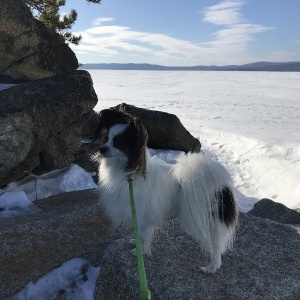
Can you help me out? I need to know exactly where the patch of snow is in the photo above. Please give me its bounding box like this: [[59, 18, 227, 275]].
[[0, 191, 40, 220], [1, 164, 97, 202], [14, 258, 100, 300], [0, 83, 17, 91]]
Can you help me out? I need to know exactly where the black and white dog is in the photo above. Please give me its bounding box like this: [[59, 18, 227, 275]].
[[97, 108, 237, 274]]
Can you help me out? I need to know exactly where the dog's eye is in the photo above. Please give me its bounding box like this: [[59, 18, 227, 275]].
[[113, 136, 127, 149]]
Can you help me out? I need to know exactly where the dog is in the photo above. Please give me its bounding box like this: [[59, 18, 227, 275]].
[[96, 108, 238, 274]]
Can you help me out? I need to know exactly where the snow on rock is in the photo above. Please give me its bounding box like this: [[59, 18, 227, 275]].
[[0, 191, 40, 219], [0, 83, 17, 91], [1, 164, 97, 202], [14, 258, 100, 300]]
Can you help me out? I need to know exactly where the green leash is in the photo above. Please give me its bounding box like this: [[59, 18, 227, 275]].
[[127, 178, 151, 300]]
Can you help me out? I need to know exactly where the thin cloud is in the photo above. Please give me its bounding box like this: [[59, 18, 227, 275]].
[[71, 1, 274, 65], [208, 24, 273, 47], [73, 26, 204, 60], [200, 1, 274, 63], [92, 17, 114, 26], [202, 1, 245, 26]]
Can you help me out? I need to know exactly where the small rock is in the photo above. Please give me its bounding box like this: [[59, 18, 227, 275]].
[[248, 198, 300, 224]]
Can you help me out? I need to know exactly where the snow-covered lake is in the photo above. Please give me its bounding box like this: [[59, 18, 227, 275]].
[[91, 70, 300, 210]]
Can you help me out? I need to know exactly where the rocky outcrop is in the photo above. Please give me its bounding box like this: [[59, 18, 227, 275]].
[[0, 70, 98, 187], [248, 198, 300, 224], [1, 189, 299, 299], [97, 213, 300, 299], [0, 0, 78, 81], [104, 103, 201, 153]]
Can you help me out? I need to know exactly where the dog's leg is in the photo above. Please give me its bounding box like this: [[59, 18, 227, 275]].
[[200, 252, 222, 274], [130, 224, 155, 257], [200, 223, 233, 274], [200, 233, 223, 274], [140, 225, 155, 256]]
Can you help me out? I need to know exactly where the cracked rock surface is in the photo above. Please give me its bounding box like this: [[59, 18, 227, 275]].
[[0, 0, 78, 81], [0, 70, 98, 187]]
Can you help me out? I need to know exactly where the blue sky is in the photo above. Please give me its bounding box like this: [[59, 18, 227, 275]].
[[62, 0, 300, 66]]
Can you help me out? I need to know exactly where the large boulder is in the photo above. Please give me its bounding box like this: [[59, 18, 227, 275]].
[[0, 0, 78, 81], [248, 198, 300, 224], [97, 214, 300, 299], [0, 70, 98, 187], [114, 103, 201, 153]]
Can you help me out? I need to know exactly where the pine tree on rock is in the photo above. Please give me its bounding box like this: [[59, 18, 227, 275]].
[[25, 0, 101, 45]]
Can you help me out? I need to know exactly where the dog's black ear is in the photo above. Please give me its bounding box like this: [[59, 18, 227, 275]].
[[92, 111, 107, 147], [125, 117, 148, 177], [93, 109, 111, 145], [94, 108, 132, 146]]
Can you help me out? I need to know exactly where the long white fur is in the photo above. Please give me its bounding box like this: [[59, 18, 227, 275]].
[[99, 149, 180, 254], [172, 153, 236, 272], [98, 124, 237, 274]]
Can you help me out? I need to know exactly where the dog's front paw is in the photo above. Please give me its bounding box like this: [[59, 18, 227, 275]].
[[129, 238, 136, 246], [200, 265, 217, 274], [200, 259, 221, 274], [129, 246, 152, 257], [130, 248, 137, 256]]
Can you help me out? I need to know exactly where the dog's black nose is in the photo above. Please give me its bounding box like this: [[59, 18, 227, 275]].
[[99, 146, 109, 155]]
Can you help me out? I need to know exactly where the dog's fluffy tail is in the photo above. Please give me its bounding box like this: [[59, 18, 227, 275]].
[[172, 152, 238, 256]]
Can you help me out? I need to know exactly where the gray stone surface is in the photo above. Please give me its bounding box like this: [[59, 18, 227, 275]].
[[0, 189, 113, 299], [97, 213, 300, 300], [0, 0, 78, 81], [1, 188, 299, 299], [248, 198, 300, 224], [0, 70, 98, 187], [0, 112, 33, 179]]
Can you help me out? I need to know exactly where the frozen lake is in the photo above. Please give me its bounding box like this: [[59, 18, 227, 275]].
[[92, 70, 300, 145], [90, 70, 300, 210]]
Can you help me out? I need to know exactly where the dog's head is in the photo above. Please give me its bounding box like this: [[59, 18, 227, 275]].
[[96, 108, 148, 176]]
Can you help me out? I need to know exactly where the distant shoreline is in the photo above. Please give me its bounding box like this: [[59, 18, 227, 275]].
[[80, 61, 300, 72]]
